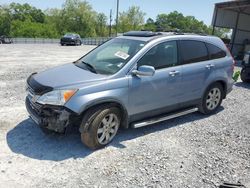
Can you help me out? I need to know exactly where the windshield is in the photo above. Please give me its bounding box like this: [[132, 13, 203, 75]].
[[64, 33, 75, 37], [75, 38, 146, 75]]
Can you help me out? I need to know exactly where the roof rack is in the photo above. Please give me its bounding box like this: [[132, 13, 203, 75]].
[[123, 30, 209, 38], [123, 31, 163, 37]]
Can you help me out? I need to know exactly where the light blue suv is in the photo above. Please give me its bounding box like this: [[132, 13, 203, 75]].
[[26, 31, 235, 149]]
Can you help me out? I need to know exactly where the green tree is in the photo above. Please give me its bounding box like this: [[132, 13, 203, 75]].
[[44, 8, 63, 37], [155, 11, 211, 34], [156, 13, 171, 31], [10, 20, 59, 38], [9, 3, 45, 23], [60, 0, 97, 37], [143, 18, 157, 31], [0, 5, 11, 35], [119, 6, 145, 32], [95, 13, 108, 37]]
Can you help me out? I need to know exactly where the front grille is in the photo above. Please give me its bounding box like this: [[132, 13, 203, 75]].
[[61, 38, 74, 42], [25, 97, 41, 124], [32, 101, 42, 111], [27, 85, 35, 97]]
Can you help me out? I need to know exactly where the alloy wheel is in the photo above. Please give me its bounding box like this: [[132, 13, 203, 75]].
[[97, 113, 119, 145], [206, 88, 221, 110]]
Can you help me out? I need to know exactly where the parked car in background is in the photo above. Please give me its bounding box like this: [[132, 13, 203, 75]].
[[0, 35, 13, 44], [26, 31, 234, 149], [60, 33, 82, 46]]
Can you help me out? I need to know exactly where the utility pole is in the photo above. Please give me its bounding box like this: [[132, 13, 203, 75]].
[[109, 9, 112, 37], [116, 0, 119, 36]]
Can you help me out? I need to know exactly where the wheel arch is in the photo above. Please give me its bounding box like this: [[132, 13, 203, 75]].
[[204, 79, 227, 99], [214, 80, 227, 99], [80, 100, 129, 131]]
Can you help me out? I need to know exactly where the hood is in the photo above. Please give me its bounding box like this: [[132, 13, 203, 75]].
[[33, 63, 108, 89]]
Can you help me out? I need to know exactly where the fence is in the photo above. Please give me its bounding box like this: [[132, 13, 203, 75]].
[[12, 37, 112, 45]]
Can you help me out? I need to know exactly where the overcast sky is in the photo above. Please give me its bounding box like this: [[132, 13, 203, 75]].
[[0, 0, 227, 25]]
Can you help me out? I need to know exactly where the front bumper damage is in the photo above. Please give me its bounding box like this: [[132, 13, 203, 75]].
[[25, 96, 78, 133]]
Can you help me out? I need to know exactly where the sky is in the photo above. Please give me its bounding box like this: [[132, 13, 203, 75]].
[[0, 0, 227, 25]]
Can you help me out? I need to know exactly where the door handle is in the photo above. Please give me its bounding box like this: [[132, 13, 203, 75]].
[[169, 70, 180, 76], [206, 64, 215, 69]]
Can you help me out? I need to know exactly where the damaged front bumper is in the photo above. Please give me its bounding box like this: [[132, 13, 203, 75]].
[[25, 96, 78, 133]]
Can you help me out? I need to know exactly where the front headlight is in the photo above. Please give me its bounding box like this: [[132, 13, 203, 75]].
[[37, 89, 77, 106]]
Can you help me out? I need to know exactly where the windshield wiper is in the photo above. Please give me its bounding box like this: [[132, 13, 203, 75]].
[[82, 61, 97, 73]]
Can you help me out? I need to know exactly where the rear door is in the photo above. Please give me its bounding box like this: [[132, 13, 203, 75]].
[[179, 40, 212, 103]]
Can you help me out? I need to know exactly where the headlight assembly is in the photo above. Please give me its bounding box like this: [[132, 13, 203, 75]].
[[37, 89, 77, 106]]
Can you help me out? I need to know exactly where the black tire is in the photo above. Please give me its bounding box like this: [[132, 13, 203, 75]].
[[241, 68, 250, 83], [199, 83, 224, 114], [80, 105, 121, 149]]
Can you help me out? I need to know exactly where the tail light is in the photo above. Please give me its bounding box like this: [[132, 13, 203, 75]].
[[225, 45, 235, 71]]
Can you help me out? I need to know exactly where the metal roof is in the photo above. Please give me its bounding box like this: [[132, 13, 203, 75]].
[[215, 0, 250, 14]]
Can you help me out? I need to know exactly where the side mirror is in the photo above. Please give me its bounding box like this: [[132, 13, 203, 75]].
[[132, 65, 155, 77]]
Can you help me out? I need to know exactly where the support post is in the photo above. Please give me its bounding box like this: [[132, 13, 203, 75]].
[[116, 0, 119, 36], [109, 9, 112, 37], [212, 7, 218, 35], [231, 11, 240, 52]]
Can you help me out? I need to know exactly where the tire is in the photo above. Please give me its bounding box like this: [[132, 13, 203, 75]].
[[199, 83, 224, 114], [241, 68, 250, 83], [80, 105, 121, 149]]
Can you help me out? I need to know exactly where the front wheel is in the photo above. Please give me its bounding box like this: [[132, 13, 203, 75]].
[[80, 106, 121, 149], [199, 83, 223, 114]]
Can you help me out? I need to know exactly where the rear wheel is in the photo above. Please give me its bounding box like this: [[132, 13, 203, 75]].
[[76, 40, 81, 46], [241, 68, 250, 83], [80, 105, 121, 149], [199, 83, 223, 114]]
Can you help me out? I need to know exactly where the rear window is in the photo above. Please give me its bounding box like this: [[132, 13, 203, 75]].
[[206, 43, 226, 60], [179, 40, 209, 64]]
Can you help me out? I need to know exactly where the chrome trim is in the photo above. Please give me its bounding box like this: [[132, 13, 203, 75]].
[[26, 103, 40, 125], [132, 108, 198, 128]]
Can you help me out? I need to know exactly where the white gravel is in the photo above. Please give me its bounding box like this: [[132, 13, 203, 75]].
[[0, 44, 250, 188]]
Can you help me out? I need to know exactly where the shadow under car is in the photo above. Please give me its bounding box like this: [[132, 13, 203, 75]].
[[7, 108, 223, 161]]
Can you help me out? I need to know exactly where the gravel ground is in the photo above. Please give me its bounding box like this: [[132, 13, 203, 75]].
[[0, 44, 250, 188]]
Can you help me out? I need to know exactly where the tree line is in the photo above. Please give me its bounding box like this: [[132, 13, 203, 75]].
[[0, 0, 228, 38]]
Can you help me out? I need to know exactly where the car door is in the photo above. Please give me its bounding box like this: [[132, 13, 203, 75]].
[[178, 40, 212, 104], [128, 40, 183, 121]]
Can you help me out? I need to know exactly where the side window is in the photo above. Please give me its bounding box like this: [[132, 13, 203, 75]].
[[206, 43, 226, 60], [137, 41, 178, 70], [179, 40, 209, 64]]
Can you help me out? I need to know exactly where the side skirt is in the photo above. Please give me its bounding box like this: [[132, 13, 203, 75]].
[[131, 107, 198, 128]]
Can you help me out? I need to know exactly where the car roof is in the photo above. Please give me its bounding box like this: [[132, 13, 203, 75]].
[[120, 30, 215, 41], [119, 31, 225, 49]]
